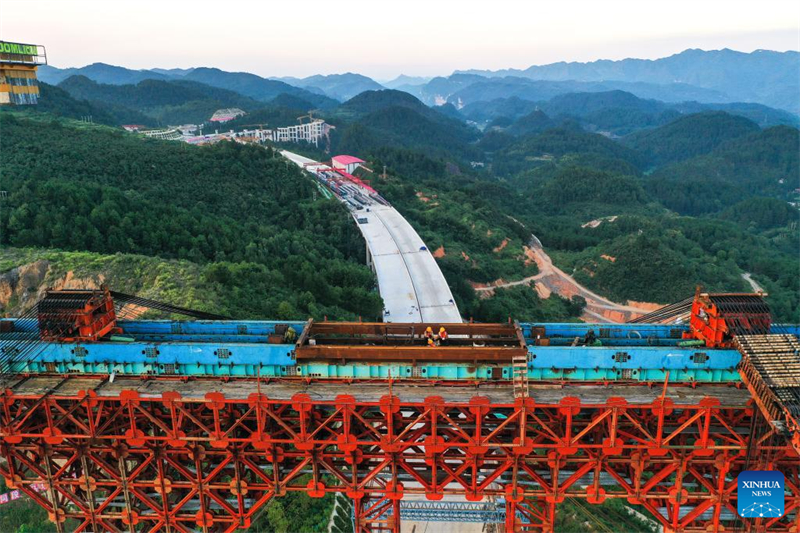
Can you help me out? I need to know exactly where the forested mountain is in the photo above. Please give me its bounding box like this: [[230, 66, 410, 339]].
[[493, 126, 646, 175], [337, 89, 436, 116], [58, 75, 261, 124], [0, 112, 382, 320], [457, 48, 800, 113], [504, 109, 556, 136], [460, 96, 540, 123], [59, 76, 258, 110], [410, 75, 730, 109], [645, 126, 800, 214], [38, 62, 170, 85], [333, 90, 480, 158], [623, 111, 762, 165], [33, 82, 152, 126]]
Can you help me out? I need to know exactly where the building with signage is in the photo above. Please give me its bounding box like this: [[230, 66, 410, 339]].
[[0, 41, 47, 105]]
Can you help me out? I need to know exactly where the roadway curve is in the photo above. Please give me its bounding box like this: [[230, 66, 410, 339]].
[[281, 150, 462, 324]]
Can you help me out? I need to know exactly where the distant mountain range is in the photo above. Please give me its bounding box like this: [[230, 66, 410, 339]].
[[464, 90, 798, 136], [455, 48, 800, 114], [39, 48, 799, 114], [38, 64, 337, 109], [271, 73, 384, 101]]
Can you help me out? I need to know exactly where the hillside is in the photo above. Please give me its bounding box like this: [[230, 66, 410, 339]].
[[493, 126, 645, 175], [58, 75, 261, 124], [30, 82, 153, 126], [623, 111, 761, 165], [645, 125, 800, 214], [334, 90, 480, 158], [0, 113, 382, 320]]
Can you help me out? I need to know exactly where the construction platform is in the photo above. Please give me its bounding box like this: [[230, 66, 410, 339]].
[[0, 289, 798, 533], [4, 374, 753, 406]]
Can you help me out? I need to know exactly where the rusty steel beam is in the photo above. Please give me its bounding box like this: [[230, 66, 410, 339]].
[[0, 381, 798, 533], [296, 321, 528, 363], [296, 345, 527, 363], [305, 321, 520, 337]]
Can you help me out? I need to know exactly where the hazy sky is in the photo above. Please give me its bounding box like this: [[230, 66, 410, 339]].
[[3, 0, 799, 80]]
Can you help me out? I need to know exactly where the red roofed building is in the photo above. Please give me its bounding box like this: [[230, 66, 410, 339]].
[[331, 155, 365, 174]]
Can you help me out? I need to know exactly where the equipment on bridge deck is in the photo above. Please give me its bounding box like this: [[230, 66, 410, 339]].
[[37, 288, 120, 343], [628, 290, 799, 454], [736, 333, 800, 453], [687, 292, 772, 348], [295, 320, 527, 363]]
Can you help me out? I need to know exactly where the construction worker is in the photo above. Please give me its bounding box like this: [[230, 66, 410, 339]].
[[427, 337, 437, 347], [438, 326, 448, 344], [424, 326, 434, 341]]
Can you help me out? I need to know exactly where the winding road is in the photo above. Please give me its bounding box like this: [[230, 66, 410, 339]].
[[474, 233, 658, 323]]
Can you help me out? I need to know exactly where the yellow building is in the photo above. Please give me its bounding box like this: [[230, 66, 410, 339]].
[[0, 41, 47, 105]]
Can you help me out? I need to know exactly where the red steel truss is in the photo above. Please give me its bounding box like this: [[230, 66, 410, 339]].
[[0, 379, 798, 533]]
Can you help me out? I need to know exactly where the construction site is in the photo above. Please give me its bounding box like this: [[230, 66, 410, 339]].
[[0, 283, 798, 533], [0, 32, 798, 533]]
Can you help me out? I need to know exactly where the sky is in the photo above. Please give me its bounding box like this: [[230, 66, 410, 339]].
[[2, 0, 799, 80]]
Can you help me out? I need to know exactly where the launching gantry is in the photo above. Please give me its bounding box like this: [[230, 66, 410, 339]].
[[0, 288, 798, 533]]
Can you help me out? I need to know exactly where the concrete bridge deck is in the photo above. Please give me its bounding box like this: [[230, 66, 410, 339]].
[[282, 150, 461, 324]]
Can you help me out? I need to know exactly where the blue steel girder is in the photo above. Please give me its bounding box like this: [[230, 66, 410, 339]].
[[3, 319, 742, 382]]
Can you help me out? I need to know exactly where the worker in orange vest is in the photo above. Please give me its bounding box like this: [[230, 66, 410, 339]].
[[424, 326, 434, 340], [438, 327, 448, 344], [427, 337, 436, 347]]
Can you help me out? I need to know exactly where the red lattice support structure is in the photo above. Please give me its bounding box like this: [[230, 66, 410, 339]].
[[0, 377, 798, 533]]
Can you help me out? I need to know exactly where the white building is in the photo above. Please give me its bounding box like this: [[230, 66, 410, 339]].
[[273, 119, 331, 146], [141, 128, 182, 141]]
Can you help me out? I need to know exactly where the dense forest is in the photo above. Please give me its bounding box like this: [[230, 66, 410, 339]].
[[5, 81, 799, 322], [0, 112, 382, 321]]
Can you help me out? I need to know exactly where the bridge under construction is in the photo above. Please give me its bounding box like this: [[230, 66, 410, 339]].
[[282, 151, 462, 324], [0, 288, 798, 532]]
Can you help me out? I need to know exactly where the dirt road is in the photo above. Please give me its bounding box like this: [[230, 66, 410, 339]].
[[474, 233, 659, 323]]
